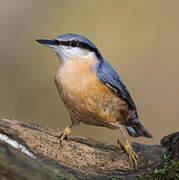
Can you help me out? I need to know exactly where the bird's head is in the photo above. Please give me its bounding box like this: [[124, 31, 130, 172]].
[[36, 34, 102, 63]]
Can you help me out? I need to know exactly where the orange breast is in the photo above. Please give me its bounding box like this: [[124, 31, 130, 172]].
[[55, 57, 128, 128]]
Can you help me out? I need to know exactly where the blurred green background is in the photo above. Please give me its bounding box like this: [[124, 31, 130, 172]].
[[0, 0, 179, 145]]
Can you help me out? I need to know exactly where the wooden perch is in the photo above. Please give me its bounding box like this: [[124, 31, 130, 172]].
[[0, 118, 178, 180]]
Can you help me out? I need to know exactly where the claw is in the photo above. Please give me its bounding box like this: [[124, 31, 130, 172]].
[[57, 126, 71, 148], [129, 150, 138, 169], [117, 139, 139, 169]]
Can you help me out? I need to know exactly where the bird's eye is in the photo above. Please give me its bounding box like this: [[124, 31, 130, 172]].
[[70, 41, 78, 47], [53, 40, 61, 45]]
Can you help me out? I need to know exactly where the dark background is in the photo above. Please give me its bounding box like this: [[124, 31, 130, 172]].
[[1, 0, 179, 145]]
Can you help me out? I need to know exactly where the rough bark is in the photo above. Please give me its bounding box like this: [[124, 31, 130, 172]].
[[0, 118, 178, 180]]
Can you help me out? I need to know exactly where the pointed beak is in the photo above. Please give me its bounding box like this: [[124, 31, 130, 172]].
[[36, 39, 57, 48]]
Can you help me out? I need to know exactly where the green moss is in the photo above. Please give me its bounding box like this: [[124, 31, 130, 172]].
[[140, 154, 179, 180]]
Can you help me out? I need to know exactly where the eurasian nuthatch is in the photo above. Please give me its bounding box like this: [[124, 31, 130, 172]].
[[36, 33, 152, 168]]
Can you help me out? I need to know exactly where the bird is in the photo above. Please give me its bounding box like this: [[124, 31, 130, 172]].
[[36, 33, 152, 168]]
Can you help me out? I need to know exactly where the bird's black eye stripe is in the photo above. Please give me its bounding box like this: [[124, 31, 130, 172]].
[[54, 40, 94, 50], [70, 40, 78, 47], [54, 40, 102, 58], [53, 40, 61, 45], [60, 40, 78, 47], [53, 40, 72, 46]]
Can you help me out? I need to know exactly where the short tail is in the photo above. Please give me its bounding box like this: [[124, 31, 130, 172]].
[[125, 119, 152, 138]]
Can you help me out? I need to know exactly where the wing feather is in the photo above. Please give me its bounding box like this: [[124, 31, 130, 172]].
[[96, 59, 136, 110]]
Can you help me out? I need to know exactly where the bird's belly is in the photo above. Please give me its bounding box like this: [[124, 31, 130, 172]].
[[55, 60, 128, 128]]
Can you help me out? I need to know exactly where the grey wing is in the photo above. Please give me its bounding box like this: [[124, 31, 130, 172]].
[[96, 59, 153, 138], [96, 59, 136, 111], [94, 59, 153, 138]]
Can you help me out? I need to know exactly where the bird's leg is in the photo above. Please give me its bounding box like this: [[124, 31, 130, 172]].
[[58, 119, 80, 148], [117, 126, 139, 169], [58, 126, 71, 148]]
